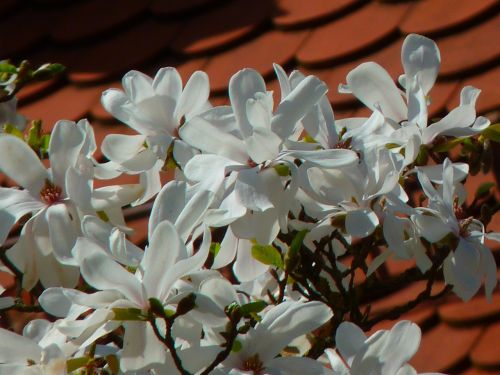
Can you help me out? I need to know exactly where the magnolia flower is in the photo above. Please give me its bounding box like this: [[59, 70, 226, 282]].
[[0, 319, 69, 375], [413, 158, 498, 301], [214, 301, 333, 375], [0, 120, 142, 289], [326, 320, 442, 375], [101, 67, 211, 204], [71, 221, 217, 372], [339, 34, 488, 165]]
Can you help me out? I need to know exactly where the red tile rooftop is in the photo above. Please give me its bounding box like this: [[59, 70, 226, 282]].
[[1, 0, 500, 373]]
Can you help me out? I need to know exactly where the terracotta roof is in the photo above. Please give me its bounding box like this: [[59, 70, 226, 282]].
[[1, 0, 500, 373]]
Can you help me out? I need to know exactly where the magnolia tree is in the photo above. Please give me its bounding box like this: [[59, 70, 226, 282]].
[[0, 34, 499, 374]]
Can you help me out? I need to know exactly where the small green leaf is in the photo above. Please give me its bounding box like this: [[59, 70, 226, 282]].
[[482, 123, 500, 143], [475, 182, 495, 200], [462, 137, 480, 152], [0, 62, 17, 74], [210, 242, 221, 257], [112, 307, 147, 321], [251, 243, 283, 269], [239, 300, 267, 316], [66, 357, 89, 372], [231, 340, 243, 353]]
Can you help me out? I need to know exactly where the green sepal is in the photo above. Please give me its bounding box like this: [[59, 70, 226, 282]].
[[66, 357, 89, 372], [3, 123, 24, 138], [111, 307, 147, 321], [251, 243, 283, 269], [210, 242, 221, 257], [231, 340, 243, 353], [482, 123, 500, 143], [239, 300, 267, 316], [274, 163, 290, 177], [97, 210, 110, 222], [176, 293, 197, 316], [105, 354, 120, 374], [432, 137, 464, 152]]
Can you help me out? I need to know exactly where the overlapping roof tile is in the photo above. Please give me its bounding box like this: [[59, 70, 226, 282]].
[[1, 0, 500, 372]]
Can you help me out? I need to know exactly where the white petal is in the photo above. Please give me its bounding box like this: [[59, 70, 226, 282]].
[[48, 120, 86, 187], [152, 67, 182, 99], [0, 135, 48, 195], [122, 70, 154, 103], [335, 321, 367, 364], [253, 301, 332, 363], [65, 167, 93, 211], [345, 209, 379, 238], [175, 70, 210, 121], [46, 204, 78, 266], [92, 184, 144, 211], [0, 328, 42, 363], [272, 75, 328, 139], [80, 251, 143, 307], [229, 68, 267, 138], [0, 188, 44, 245], [179, 113, 248, 163], [287, 149, 358, 169], [149, 181, 186, 239], [101, 134, 147, 165], [267, 356, 333, 375], [234, 168, 274, 212], [233, 238, 269, 282], [142, 221, 184, 298], [402, 34, 440, 95], [346, 62, 407, 122]]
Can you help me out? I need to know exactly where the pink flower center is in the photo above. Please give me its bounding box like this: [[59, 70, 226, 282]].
[[242, 354, 264, 375], [40, 179, 63, 205]]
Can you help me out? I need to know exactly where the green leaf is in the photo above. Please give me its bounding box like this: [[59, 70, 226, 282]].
[[285, 229, 308, 272], [210, 242, 221, 257], [66, 357, 89, 372], [251, 243, 283, 269], [0, 62, 17, 74], [475, 182, 495, 200], [482, 123, 500, 143], [461, 137, 480, 152], [239, 300, 267, 316]]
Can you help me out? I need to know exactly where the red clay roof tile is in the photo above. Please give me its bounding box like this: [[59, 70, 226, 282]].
[[438, 14, 500, 78], [49, 0, 148, 44], [438, 292, 500, 326], [204, 29, 308, 93], [410, 323, 484, 372], [272, 0, 357, 29], [170, 0, 277, 56], [296, 2, 410, 67], [446, 66, 500, 115], [400, 0, 499, 37], [19, 84, 99, 129], [470, 321, 500, 369], [149, 0, 223, 17]]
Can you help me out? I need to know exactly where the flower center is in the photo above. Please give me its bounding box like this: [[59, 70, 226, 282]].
[[40, 179, 63, 205], [242, 354, 264, 375], [247, 158, 258, 168]]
